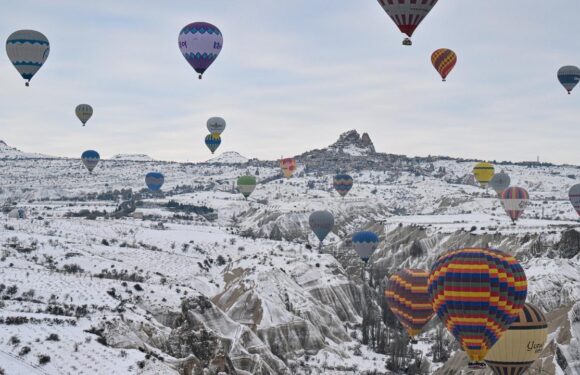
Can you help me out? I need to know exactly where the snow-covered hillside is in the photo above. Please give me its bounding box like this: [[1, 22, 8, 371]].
[[1, 131, 580, 374]]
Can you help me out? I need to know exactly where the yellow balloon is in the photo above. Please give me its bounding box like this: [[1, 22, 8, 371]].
[[473, 162, 495, 188]]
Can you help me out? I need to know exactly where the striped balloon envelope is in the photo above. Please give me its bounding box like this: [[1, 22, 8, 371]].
[[280, 158, 297, 179], [431, 49, 457, 82], [6, 30, 50, 86], [145, 172, 164, 192], [484, 303, 548, 375], [500, 187, 529, 223], [205, 133, 221, 154], [333, 174, 353, 198], [385, 269, 434, 341], [557, 65, 580, 95], [75, 104, 93, 126], [428, 248, 527, 368], [376, 0, 439, 45], [569, 184, 580, 217], [473, 162, 495, 188]]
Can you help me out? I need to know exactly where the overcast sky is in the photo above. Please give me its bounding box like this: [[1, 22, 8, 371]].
[[1, 1, 580, 164]]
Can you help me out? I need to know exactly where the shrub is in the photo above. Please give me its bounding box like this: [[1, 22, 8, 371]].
[[38, 355, 51, 365], [46, 333, 60, 341], [19, 346, 31, 356]]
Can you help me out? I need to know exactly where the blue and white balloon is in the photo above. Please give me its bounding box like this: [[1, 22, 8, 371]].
[[6, 30, 50, 86]]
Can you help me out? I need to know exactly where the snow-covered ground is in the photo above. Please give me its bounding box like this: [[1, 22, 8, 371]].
[[2, 135, 580, 374]]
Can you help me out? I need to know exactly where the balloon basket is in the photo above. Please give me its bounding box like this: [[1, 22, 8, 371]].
[[410, 339, 418, 345], [467, 362, 486, 370], [25, 82, 29, 87], [402, 38, 412, 46]]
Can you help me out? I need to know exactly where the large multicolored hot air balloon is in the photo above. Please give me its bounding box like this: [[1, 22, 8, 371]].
[[376, 0, 438, 45], [237, 175, 256, 199], [76, 104, 93, 126], [333, 174, 353, 198], [207, 117, 226, 135], [145, 172, 164, 192], [205, 133, 221, 154], [473, 162, 495, 188], [428, 248, 527, 369], [431, 48, 457, 82], [352, 231, 379, 263], [280, 158, 297, 179], [557, 66, 580, 95], [489, 172, 511, 196], [484, 303, 548, 375], [501, 187, 529, 223], [569, 184, 580, 217], [6, 30, 50, 86], [309, 210, 334, 249], [385, 269, 434, 342], [81, 150, 100, 174], [178, 22, 223, 79]]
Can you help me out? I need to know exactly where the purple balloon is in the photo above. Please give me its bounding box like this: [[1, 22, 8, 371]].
[[178, 22, 223, 79]]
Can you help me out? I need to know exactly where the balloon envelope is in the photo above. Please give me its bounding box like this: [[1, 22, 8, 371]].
[[237, 175, 256, 199], [280, 158, 297, 178], [473, 162, 495, 188], [6, 30, 49, 86], [145, 172, 164, 191], [570, 184, 580, 217], [385, 269, 434, 339], [178, 22, 223, 79], [333, 174, 353, 197], [484, 303, 548, 375], [81, 150, 100, 173], [76, 104, 93, 126], [207, 117, 226, 135], [557, 65, 580, 94], [309, 210, 334, 243], [205, 133, 221, 154], [501, 187, 529, 223], [376, 0, 438, 43], [489, 172, 510, 195], [431, 48, 457, 81], [428, 248, 527, 366], [352, 231, 379, 262]]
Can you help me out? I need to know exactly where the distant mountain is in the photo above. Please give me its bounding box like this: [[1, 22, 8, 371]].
[[0, 140, 55, 159], [326, 129, 376, 155], [110, 154, 155, 161], [205, 151, 249, 164]]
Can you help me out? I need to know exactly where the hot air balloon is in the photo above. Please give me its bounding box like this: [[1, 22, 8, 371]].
[[237, 175, 256, 199], [76, 104, 93, 126], [557, 66, 580, 95], [6, 30, 50, 86], [178, 22, 223, 79], [81, 150, 100, 174], [473, 162, 495, 188], [569, 184, 580, 217], [352, 231, 379, 263], [501, 187, 529, 223], [385, 269, 434, 343], [309, 211, 334, 249], [280, 158, 297, 179], [207, 117, 226, 135], [489, 172, 511, 196], [205, 133, 221, 154], [333, 174, 353, 198], [484, 303, 548, 375], [428, 247, 527, 369], [376, 0, 438, 45], [145, 172, 164, 192], [431, 49, 456, 82]]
